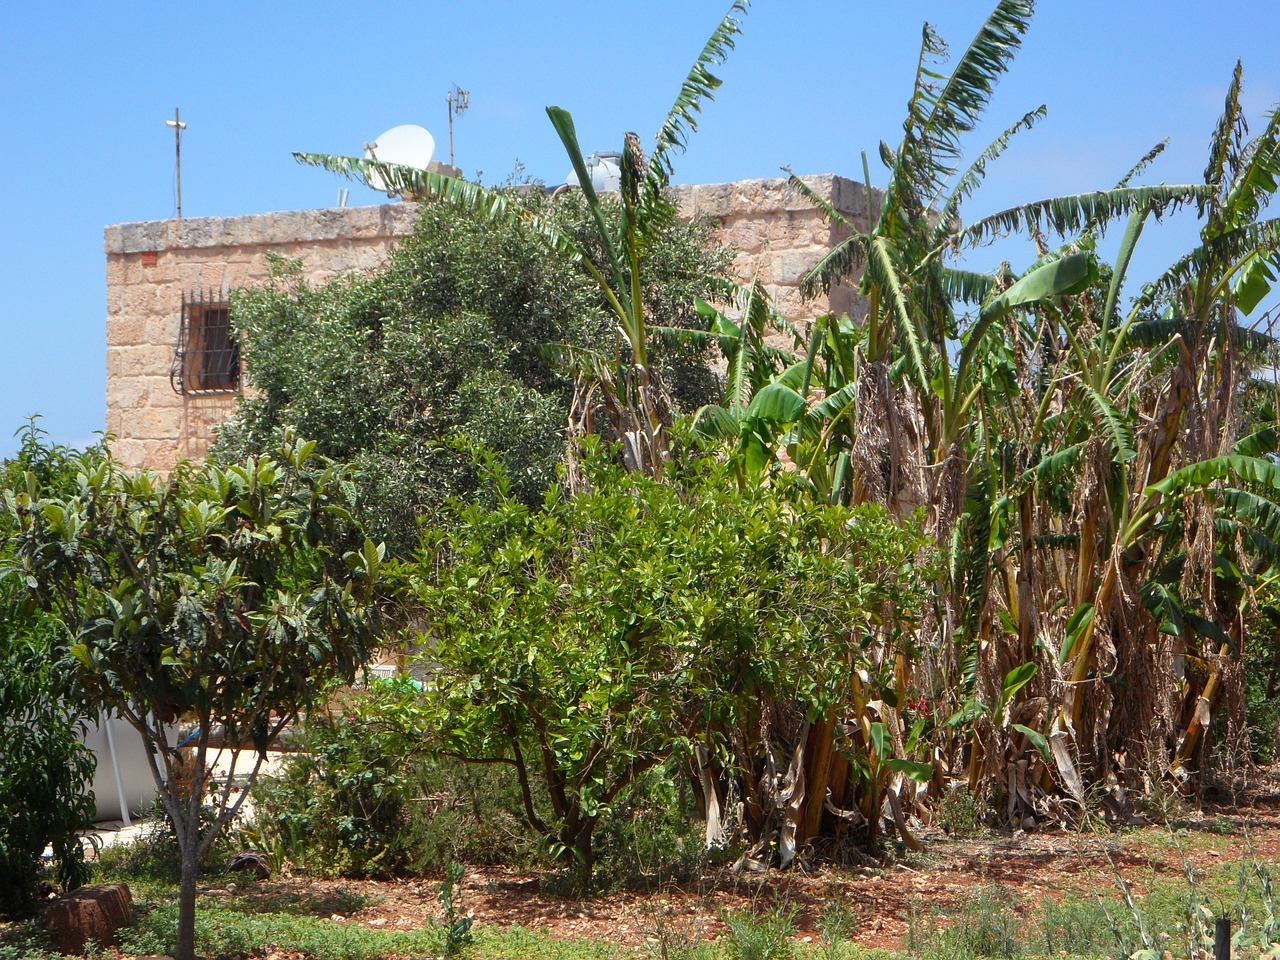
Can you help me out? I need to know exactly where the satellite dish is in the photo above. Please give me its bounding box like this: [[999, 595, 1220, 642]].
[[363, 124, 436, 196], [565, 152, 622, 193]]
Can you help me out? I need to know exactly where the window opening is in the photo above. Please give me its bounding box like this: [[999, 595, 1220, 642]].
[[171, 289, 240, 394]]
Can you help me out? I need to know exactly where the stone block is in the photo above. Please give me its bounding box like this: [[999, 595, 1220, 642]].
[[108, 345, 173, 380], [146, 314, 181, 347], [830, 176, 871, 220], [718, 218, 765, 255], [775, 249, 824, 286], [765, 212, 822, 249], [106, 376, 148, 409], [828, 285, 867, 319], [107, 376, 180, 412], [143, 438, 183, 471], [42, 882, 132, 955], [106, 315, 148, 347], [134, 407, 183, 440], [783, 175, 835, 213]]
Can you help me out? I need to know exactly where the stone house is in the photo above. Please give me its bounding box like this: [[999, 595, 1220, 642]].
[[104, 174, 873, 471]]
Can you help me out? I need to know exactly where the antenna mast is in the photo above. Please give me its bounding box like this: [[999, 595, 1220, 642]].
[[166, 108, 187, 220], [446, 84, 469, 167]]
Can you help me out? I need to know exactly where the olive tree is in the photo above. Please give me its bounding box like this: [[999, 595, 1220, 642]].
[[2, 436, 383, 960], [214, 187, 727, 556]]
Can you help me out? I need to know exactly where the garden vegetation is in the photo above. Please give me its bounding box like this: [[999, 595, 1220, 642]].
[[4, 0, 1280, 957]]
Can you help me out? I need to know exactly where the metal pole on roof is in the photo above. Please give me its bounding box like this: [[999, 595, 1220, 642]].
[[166, 108, 187, 220]]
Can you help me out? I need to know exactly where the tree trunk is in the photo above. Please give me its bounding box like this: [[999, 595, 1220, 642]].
[[568, 819, 595, 891], [174, 832, 200, 960]]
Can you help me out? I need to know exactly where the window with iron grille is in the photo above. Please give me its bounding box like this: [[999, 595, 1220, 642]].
[[171, 289, 240, 394]]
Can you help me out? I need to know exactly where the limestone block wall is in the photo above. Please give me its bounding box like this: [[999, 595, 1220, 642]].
[[104, 175, 872, 472], [669, 174, 871, 325], [105, 205, 420, 470]]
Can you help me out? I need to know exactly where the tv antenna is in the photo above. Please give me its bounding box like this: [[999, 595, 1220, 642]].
[[446, 84, 469, 167], [166, 108, 187, 220]]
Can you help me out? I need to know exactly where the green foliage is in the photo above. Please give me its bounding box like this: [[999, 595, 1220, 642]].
[[0, 624, 96, 918], [722, 905, 795, 960], [435, 861, 475, 957], [907, 885, 1023, 960], [121, 896, 449, 960], [248, 684, 535, 878], [95, 801, 231, 883], [250, 709, 423, 879], [816, 901, 856, 959], [216, 187, 727, 554], [0, 421, 98, 919], [408, 438, 926, 883], [1, 434, 383, 960], [0, 921, 69, 960], [590, 765, 710, 889], [299, 3, 745, 480]]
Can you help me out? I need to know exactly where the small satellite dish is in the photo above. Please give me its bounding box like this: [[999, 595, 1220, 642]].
[[363, 124, 436, 196], [565, 152, 622, 193]]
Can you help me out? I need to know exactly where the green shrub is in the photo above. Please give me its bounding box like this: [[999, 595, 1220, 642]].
[[247, 710, 421, 879], [0, 423, 99, 918], [95, 801, 231, 883], [0, 919, 67, 960], [1032, 894, 1127, 958], [215, 187, 730, 558], [591, 765, 709, 890], [246, 694, 534, 878], [0, 631, 95, 918]]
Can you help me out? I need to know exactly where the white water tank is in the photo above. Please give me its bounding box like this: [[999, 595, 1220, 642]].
[[82, 713, 168, 823], [565, 152, 623, 193]]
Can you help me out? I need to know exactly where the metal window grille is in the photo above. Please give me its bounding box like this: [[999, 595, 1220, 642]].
[[171, 289, 240, 394]]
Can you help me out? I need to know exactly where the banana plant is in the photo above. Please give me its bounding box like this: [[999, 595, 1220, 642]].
[[1049, 66, 1280, 768]]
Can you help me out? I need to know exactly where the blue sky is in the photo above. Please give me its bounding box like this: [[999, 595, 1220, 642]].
[[1, 1, 1278, 459]]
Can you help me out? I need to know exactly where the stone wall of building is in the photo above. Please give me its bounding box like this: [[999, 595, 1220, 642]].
[[105, 205, 420, 469], [670, 174, 869, 322], [104, 175, 870, 471]]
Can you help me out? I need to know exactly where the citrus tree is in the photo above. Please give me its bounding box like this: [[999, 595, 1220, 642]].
[[404, 440, 926, 884]]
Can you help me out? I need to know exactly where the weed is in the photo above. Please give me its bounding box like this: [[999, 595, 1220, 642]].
[[473, 924, 621, 960], [0, 919, 65, 960], [120, 898, 446, 960], [246, 710, 535, 879], [592, 765, 710, 890], [1034, 894, 1127, 958], [905, 884, 1022, 959], [722, 904, 795, 960], [817, 896, 858, 960], [640, 900, 713, 960], [95, 800, 230, 882], [436, 860, 476, 957], [936, 783, 986, 836]]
